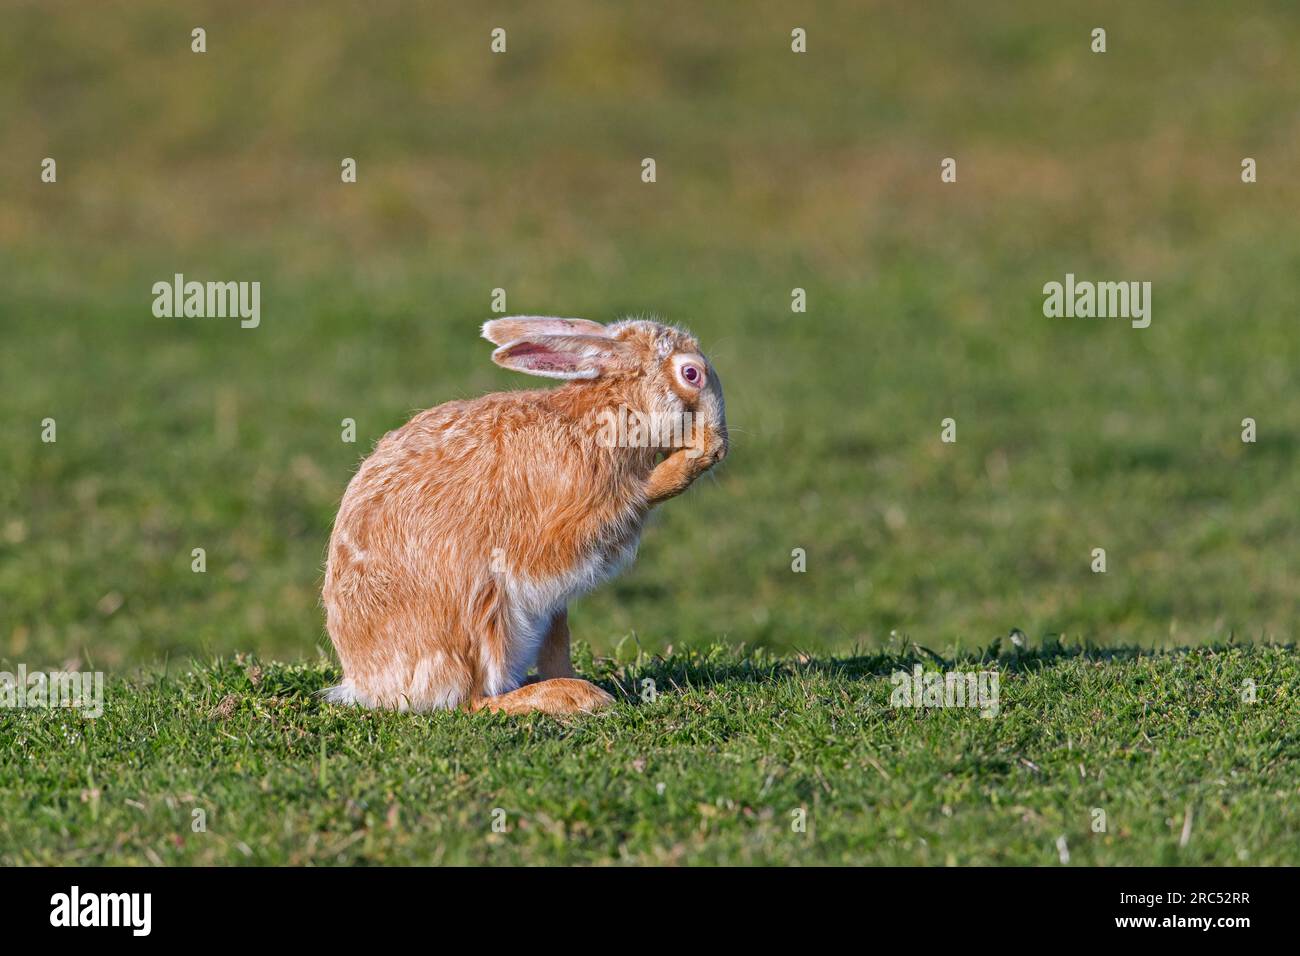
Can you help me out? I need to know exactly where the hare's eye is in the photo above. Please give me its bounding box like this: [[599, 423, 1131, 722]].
[[680, 364, 703, 387]]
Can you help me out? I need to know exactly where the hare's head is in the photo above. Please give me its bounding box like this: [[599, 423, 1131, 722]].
[[482, 315, 728, 458]]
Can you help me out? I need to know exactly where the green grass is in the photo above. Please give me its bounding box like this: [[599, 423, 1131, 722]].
[[3, 643, 1296, 865], [4, 2, 1300, 669], [3, 2, 1300, 865]]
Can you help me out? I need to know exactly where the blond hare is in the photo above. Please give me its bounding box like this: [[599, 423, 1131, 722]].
[[322, 316, 727, 715]]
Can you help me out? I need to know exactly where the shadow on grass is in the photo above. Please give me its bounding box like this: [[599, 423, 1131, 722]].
[[599, 637, 1286, 699], [169, 638, 1288, 713]]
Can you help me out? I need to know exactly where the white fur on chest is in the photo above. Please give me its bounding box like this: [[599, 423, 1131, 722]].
[[489, 525, 643, 694]]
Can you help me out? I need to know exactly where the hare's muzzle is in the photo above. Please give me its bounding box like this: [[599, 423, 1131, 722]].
[[697, 373, 728, 462]]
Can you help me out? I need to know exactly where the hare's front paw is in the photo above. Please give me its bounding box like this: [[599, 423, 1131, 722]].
[[686, 426, 728, 472], [646, 428, 727, 505]]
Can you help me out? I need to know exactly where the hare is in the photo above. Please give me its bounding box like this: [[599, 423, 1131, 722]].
[[322, 316, 727, 715]]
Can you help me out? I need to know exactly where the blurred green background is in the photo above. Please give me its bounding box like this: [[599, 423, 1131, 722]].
[[3, 1, 1299, 671]]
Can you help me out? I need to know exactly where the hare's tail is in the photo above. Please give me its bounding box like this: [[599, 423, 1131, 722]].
[[321, 679, 359, 706]]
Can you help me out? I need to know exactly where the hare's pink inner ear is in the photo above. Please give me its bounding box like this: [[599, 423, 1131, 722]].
[[481, 316, 609, 347], [492, 342, 596, 380], [491, 333, 628, 381]]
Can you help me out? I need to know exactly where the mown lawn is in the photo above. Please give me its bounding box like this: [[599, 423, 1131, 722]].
[[2, 643, 1296, 865]]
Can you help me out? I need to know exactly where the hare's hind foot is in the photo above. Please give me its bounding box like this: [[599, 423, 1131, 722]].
[[471, 678, 614, 716]]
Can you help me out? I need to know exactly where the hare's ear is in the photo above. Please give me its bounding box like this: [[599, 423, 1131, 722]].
[[491, 334, 632, 381], [481, 316, 610, 347]]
